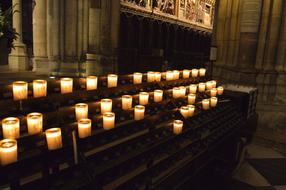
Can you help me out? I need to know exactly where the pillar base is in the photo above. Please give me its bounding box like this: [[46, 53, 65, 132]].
[[85, 53, 117, 76], [8, 42, 29, 71], [32, 57, 53, 75]]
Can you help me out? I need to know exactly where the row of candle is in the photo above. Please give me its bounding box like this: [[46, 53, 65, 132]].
[[11, 68, 207, 100]]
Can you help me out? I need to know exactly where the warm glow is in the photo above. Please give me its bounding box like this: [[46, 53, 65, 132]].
[[166, 71, 174, 81], [199, 68, 206, 76], [210, 88, 217, 97], [75, 103, 88, 120], [107, 74, 118, 88], [101, 99, 112, 114], [189, 84, 197, 94], [173, 70, 180, 80], [187, 105, 195, 117], [0, 139, 17, 165], [183, 69, 190, 79], [206, 81, 213, 90], [191, 69, 199, 78], [210, 97, 218, 107], [103, 112, 115, 130], [198, 83, 206, 92], [2, 117, 20, 139], [173, 87, 181, 98], [188, 94, 196, 105], [122, 95, 133, 110], [33, 79, 47, 98], [202, 99, 210, 110], [217, 86, 224, 95], [86, 76, 98, 90], [133, 72, 143, 84], [147, 71, 156, 82], [78, 118, 92, 138], [27, 112, 43, 135], [139, 92, 149, 105], [173, 120, 183, 135], [13, 81, 28, 100], [45, 128, 63, 150], [60, 78, 73, 94], [134, 105, 145, 120], [154, 90, 163, 102], [154, 72, 161, 82], [180, 106, 189, 118], [179, 86, 186, 97]]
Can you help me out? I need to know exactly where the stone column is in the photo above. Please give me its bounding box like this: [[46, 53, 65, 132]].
[[9, 0, 29, 70]]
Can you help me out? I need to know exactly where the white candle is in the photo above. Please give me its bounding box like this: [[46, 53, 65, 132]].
[[191, 69, 199, 78], [13, 81, 28, 100], [154, 90, 163, 102], [173, 87, 181, 98], [101, 99, 112, 114], [180, 106, 189, 118], [183, 69, 190, 79], [187, 105, 195, 117], [27, 112, 43, 135], [206, 81, 213, 90], [211, 80, 217, 88], [139, 92, 149, 105], [217, 86, 224, 95], [78, 118, 91, 138], [75, 103, 88, 120], [0, 139, 17, 165], [202, 99, 210, 110], [198, 83, 206, 92], [189, 84, 197, 94], [2, 117, 20, 139], [60, 78, 73, 94], [33, 79, 47, 98], [107, 74, 118, 88], [45, 128, 63, 150], [210, 97, 218, 107], [134, 105, 145, 120], [86, 76, 97, 90], [179, 86, 186, 97], [154, 72, 161, 82], [166, 71, 174, 81], [188, 94, 196, 105], [199, 68, 206, 76], [133, 72, 143, 84], [122, 95, 133, 110], [210, 88, 217, 97], [103, 112, 115, 130], [173, 120, 183, 135], [147, 71, 155, 82], [173, 70, 180, 80]]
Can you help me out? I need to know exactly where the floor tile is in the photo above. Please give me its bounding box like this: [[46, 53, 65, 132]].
[[246, 144, 285, 159]]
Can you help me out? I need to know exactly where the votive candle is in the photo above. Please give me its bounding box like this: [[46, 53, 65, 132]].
[[2, 117, 20, 139], [78, 118, 91, 138], [139, 92, 149, 105], [134, 105, 145, 120], [0, 139, 17, 165], [33, 79, 47, 98], [103, 112, 115, 130], [206, 81, 213, 90], [166, 71, 174, 81], [27, 112, 43, 135], [210, 88, 217, 97], [173, 87, 181, 98], [180, 106, 189, 118], [60, 78, 73, 94], [86, 76, 97, 90], [210, 97, 218, 107], [199, 68, 206, 76], [189, 84, 197, 94], [122, 95, 133, 110], [13, 81, 28, 100], [45, 128, 62, 150], [217, 86, 224, 95], [202, 99, 210, 110], [173, 120, 183, 135], [107, 74, 118, 88], [179, 86, 186, 97], [198, 83, 206, 92], [191, 69, 199, 78], [188, 94, 196, 105], [183, 69, 190, 79], [101, 99, 112, 114], [187, 105, 195, 117], [147, 71, 155, 82], [211, 80, 217, 88], [154, 72, 161, 82], [133, 72, 143, 84], [154, 90, 163, 102], [173, 70, 180, 80], [75, 103, 88, 120]]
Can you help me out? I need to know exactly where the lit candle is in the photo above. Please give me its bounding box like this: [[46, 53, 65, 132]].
[[60, 78, 73, 94], [199, 68, 206, 76], [134, 105, 145, 120], [179, 86, 186, 97], [211, 80, 217, 88], [75, 103, 88, 120], [139, 92, 149, 105], [147, 71, 155, 82], [191, 69, 199, 78], [210, 97, 218, 107], [154, 90, 163, 102], [198, 83, 206, 92], [86, 76, 97, 90], [27, 112, 43, 135], [78, 118, 91, 138], [45, 128, 63, 150], [187, 105, 195, 117], [103, 112, 115, 130], [210, 88, 217, 97], [202, 99, 210, 110], [154, 72, 161, 82], [180, 106, 189, 118], [189, 84, 197, 94], [173, 70, 180, 80], [173, 120, 183, 135], [183, 69, 190, 79], [173, 87, 181, 98], [101, 99, 112, 114], [33, 79, 47, 98], [217, 86, 224, 95], [13, 81, 28, 100], [166, 71, 174, 81], [0, 139, 17, 165], [122, 95, 133, 110], [107, 74, 118, 88], [188, 93, 196, 105], [2, 117, 20, 139], [133, 72, 143, 84], [206, 81, 213, 90]]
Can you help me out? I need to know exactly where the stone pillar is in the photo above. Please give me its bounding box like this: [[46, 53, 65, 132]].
[[9, 0, 29, 71]]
